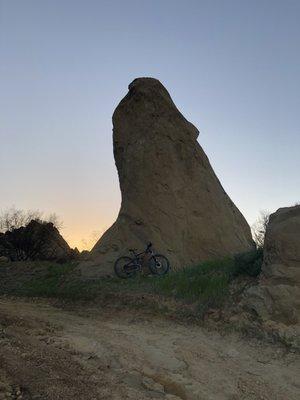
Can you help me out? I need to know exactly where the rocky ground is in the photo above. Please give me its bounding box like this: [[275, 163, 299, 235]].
[[0, 297, 299, 400]]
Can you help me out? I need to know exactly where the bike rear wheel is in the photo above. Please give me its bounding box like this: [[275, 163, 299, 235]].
[[148, 254, 170, 275], [114, 256, 137, 279]]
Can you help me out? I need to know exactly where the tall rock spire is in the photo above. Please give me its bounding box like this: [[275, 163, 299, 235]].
[[80, 77, 254, 278]]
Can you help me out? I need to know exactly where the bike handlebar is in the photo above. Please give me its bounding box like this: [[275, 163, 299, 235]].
[[129, 243, 153, 254]]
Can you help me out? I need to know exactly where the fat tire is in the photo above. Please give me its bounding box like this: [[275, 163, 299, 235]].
[[114, 256, 136, 279], [148, 254, 170, 275]]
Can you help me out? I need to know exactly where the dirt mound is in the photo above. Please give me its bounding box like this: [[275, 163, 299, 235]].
[[80, 78, 254, 278]]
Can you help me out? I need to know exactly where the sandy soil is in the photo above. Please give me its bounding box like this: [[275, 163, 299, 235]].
[[0, 297, 299, 400]]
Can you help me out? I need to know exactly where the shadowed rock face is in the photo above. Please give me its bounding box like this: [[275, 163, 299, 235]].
[[80, 77, 254, 278], [246, 205, 300, 326]]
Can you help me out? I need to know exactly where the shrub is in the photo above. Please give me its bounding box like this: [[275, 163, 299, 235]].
[[251, 210, 270, 248], [0, 206, 62, 233], [234, 248, 263, 277]]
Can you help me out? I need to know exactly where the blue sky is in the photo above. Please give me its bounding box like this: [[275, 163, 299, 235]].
[[1, 0, 299, 248]]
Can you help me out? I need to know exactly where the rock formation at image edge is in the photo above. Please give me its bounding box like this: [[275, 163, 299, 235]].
[[244, 205, 300, 347]]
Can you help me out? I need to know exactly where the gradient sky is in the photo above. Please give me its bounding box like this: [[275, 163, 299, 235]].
[[1, 0, 299, 250]]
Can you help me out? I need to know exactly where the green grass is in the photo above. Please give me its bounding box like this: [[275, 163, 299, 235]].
[[17, 262, 134, 300], [148, 257, 236, 316], [6, 249, 263, 318], [15, 258, 235, 316], [151, 258, 234, 299], [19, 262, 79, 298]]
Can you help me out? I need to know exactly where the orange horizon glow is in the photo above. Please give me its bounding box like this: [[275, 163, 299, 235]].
[[62, 223, 111, 251]]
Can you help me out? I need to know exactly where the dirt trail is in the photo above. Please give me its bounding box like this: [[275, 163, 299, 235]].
[[0, 298, 299, 400]]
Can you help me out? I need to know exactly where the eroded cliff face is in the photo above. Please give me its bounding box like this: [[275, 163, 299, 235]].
[[80, 78, 254, 278]]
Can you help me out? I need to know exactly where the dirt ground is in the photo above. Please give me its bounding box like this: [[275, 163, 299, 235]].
[[0, 297, 299, 400]]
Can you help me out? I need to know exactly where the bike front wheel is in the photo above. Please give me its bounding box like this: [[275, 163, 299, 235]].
[[148, 254, 170, 275], [114, 256, 137, 279]]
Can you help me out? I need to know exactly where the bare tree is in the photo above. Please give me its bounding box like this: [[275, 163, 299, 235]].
[[0, 207, 62, 232], [45, 213, 63, 230], [251, 210, 270, 248]]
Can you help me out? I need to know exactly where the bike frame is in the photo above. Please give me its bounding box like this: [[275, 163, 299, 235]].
[[125, 246, 154, 272]]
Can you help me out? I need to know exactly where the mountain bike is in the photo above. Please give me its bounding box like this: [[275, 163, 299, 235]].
[[114, 242, 170, 279]]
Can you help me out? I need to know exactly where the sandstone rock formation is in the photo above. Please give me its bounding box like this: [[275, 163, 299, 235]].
[[80, 78, 254, 278], [246, 205, 300, 326], [0, 220, 78, 262]]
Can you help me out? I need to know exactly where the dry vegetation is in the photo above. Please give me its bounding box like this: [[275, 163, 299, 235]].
[[0, 207, 62, 233]]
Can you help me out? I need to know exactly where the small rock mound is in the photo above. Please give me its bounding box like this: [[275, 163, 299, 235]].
[[80, 77, 254, 278], [0, 220, 77, 262]]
